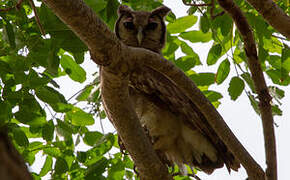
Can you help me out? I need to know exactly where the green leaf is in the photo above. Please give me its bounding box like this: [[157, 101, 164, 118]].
[[263, 37, 282, 54], [228, 77, 245, 100], [52, 31, 88, 53], [39, 4, 67, 32], [167, 15, 197, 34], [35, 86, 65, 104], [60, 55, 86, 83], [13, 128, 29, 147], [76, 85, 94, 101], [189, 73, 215, 86], [42, 120, 55, 142], [166, 12, 176, 23], [162, 35, 179, 56], [77, 151, 87, 163], [216, 59, 230, 84], [272, 105, 282, 116], [282, 46, 290, 62], [43, 147, 62, 157], [3, 20, 16, 49], [100, 110, 106, 119], [31, 173, 41, 180], [23, 150, 36, 165], [35, 86, 68, 112], [84, 131, 104, 146], [200, 15, 210, 33], [241, 72, 256, 92], [27, 70, 50, 88], [39, 156, 53, 177], [282, 58, 290, 72], [56, 119, 76, 136], [269, 86, 285, 100], [73, 52, 85, 64], [180, 30, 212, 43], [0, 101, 12, 126], [233, 47, 245, 64], [180, 42, 201, 64], [66, 107, 94, 126], [213, 14, 232, 36], [266, 69, 290, 86], [268, 55, 282, 69], [84, 0, 107, 12], [108, 156, 125, 180], [14, 108, 46, 126], [86, 157, 108, 179], [55, 157, 69, 175], [248, 93, 260, 115], [175, 56, 196, 71], [207, 44, 222, 65], [203, 90, 223, 102]]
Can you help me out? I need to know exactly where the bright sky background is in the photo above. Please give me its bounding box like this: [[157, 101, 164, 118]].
[[31, 1, 290, 179]]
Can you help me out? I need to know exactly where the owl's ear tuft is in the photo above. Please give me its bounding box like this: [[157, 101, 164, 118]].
[[151, 6, 171, 18], [118, 5, 133, 16]]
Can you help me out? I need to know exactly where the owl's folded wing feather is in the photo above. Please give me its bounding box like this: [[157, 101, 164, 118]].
[[129, 66, 240, 174]]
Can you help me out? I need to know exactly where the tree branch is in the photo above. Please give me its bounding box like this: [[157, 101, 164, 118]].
[[28, 0, 45, 36], [216, 0, 277, 180], [246, 0, 290, 39], [0, 130, 32, 180]]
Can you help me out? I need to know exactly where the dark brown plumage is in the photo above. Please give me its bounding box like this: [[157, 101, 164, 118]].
[[115, 5, 240, 174]]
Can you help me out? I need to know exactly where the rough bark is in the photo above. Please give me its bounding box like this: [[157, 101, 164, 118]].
[[0, 130, 32, 180], [217, 0, 277, 180], [43, 0, 265, 179], [246, 0, 290, 39]]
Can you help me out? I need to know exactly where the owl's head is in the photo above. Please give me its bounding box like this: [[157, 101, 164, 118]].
[[115, 5, 171, 53]]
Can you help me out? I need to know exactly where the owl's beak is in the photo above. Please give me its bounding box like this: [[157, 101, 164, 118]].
[[137, 27, 143, 45]]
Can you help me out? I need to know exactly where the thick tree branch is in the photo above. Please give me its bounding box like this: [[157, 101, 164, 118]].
[[0, 130, 32, 180], [217, 0, 277, 180], [246, 0, 290, 39]]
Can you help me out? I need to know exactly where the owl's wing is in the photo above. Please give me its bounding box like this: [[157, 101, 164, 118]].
[[129, 66, 240, 173]]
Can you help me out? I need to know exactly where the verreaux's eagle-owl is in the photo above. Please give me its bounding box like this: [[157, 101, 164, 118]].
[[113, 5, 240, 174]]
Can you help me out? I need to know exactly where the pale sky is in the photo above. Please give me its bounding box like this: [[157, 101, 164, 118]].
[[31, 1, 290, 179]]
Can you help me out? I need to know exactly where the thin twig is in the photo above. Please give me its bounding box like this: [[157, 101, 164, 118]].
[[0, 0, 24, 12], [28, 0, 46, 36]]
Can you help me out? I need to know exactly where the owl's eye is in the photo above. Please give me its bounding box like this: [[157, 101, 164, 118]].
[[146, 22, 158, 30], [123, 22, 135, 30]]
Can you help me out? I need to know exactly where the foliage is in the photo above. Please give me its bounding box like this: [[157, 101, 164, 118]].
[[0, 0, 288, 179]]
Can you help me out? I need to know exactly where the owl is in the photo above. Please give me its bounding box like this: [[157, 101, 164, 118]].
[[114, 5, 240, 174]]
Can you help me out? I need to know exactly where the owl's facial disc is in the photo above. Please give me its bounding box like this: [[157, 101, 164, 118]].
[[136, 26, 143, 45]]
